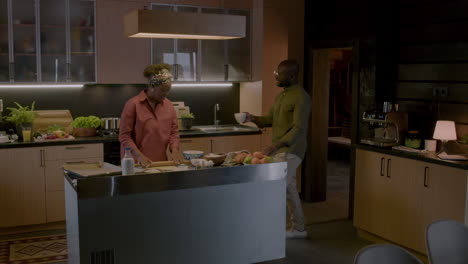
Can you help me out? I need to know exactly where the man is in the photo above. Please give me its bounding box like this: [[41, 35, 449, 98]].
[[245, 59, 311, 238], [119, 64, 181, 167]]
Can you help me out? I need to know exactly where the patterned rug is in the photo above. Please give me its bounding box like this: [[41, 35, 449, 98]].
[[0, 234, 67, 264]]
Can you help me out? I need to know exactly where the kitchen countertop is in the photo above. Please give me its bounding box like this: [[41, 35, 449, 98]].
[[356, 144, 468, 170], [0, 125, 261, 149]]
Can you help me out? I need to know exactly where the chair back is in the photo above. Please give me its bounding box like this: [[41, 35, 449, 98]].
[[354, 244, 423, 264], [427, 219, 468, 264]]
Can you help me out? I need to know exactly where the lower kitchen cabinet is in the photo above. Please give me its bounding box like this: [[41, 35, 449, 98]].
[[354, 149, 467, 254], [179, 137, 212, 154], [178, 134, 262, 155], [212, 135, 261, 153], [0, 144, 103, 228], [0, 147, 46, 227]]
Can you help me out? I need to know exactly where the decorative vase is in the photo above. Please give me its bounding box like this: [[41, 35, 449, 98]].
[[73, 127, 97, 137], [180, 118, 193, 130]]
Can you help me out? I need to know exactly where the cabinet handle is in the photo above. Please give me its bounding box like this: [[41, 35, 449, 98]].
[[9, 62, 14, 81], [380, 157, 385, 176], [180, 139, 192, 143], [424, 166, 429, 187], [66, 63, 71, 80], [173, 64, 179, 80], [40, 150, 45, 167], [224, 64, 229, 81], [386, 159, 391, 178], [65, 146, 85, 150]]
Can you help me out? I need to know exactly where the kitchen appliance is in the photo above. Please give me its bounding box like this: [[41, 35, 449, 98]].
[[100, 117, 120, 137], [360, 110, 408, 147]]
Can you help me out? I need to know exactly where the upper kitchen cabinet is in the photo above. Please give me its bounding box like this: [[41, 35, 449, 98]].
[[226, 8, 251, 81], [12, 0, 38, 82], [96, 0, 150, 83], [0, 0, 96, 83], [69, 0, 96, 82], [0, 0, 9, 81], [151, 3, 252, 82], [151, 4, 199, 81]]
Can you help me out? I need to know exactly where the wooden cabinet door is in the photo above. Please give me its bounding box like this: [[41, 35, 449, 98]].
[[354, 149, 388, 237], [96, 0, 150, 83], [211, 135, 261, 153], [0, 148, 46, 227], [410, 163, 467, 253], [179, 137, 212, 154], [380, 155, 415, 247]]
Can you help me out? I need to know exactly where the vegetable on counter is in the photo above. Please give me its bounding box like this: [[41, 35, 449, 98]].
[[71, 115, 101, 128]]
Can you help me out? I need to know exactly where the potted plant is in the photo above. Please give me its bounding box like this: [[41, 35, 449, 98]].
[[4, 102, 36, 141], [71, 115, 101, 137], [179, 112, 194, 130]]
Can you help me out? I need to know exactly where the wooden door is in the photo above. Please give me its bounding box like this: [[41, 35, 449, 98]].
[[0, 148, 46, 227], [412, 163, 467, 252], [96, 0, 150, 83], [211, 135, 261, 153], [354, 149, 388, 237], [381, 155, 415, 247]]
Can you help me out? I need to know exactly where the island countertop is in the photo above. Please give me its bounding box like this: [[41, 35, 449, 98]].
[[355, 144, 468, 170]]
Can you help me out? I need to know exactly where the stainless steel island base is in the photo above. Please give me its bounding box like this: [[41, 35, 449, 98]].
[[64, 162, 287, 264]]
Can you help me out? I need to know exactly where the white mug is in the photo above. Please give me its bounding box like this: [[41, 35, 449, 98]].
[[234, 112, 247, 124], [425, 139, 437, 152]]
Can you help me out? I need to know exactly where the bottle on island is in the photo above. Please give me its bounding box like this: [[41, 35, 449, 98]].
[[121, 147, 134, 175]]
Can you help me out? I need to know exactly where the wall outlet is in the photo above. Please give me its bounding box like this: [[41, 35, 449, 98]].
[[433, 87, 448, 97]]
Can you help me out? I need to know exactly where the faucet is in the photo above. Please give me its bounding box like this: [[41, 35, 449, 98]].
[[214, 103, 220, 129]]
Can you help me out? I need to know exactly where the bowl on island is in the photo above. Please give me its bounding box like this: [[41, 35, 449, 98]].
[[183, 150, 204, 160]]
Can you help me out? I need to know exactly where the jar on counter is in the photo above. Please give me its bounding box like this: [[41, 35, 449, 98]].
[[405, 130, 422, 149]]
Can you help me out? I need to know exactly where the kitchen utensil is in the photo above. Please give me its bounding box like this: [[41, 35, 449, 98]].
[[203, 153, 226, 166], [182, 150, 204, 160], [149, 161, 177, 167], [383, 102, 393, 113], [234, 113, 246, 123], [424, 139, 437, 152]]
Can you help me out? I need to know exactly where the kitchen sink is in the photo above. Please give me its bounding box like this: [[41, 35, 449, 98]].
[[196, 126, 257, 133]]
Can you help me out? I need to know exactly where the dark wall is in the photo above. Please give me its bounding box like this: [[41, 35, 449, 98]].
[[0, 84, 240, 127], [396, 0, 468, 141], [305, 0, 468, 141]]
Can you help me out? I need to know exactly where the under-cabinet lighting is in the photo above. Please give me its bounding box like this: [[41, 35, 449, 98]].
[[171, 83, 233, 88], [0, 84, 84, 89]]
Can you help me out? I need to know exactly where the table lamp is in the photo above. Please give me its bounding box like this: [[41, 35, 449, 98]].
[[433, 120, 457, 156]]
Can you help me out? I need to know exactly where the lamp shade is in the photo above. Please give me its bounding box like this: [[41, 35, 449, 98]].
[[124, 9, 246, 40], [433, 120, 457, 141]]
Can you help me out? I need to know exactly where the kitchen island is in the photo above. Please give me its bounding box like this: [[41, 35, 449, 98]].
[[64, 162, 287, 264]]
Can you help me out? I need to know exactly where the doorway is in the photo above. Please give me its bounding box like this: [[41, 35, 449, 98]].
[[303, 47, 353, 223]]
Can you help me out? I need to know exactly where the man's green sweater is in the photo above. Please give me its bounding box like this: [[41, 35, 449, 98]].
[[257, 84, 311, 159]]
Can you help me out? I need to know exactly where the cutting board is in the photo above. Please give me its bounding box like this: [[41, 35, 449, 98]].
[[32, 110, 74, 134]]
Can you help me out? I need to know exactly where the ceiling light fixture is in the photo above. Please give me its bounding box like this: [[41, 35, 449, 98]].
[[124, 9, 246, 40]]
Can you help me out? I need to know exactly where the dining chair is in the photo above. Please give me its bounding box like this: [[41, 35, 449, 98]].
[[426, 219, 468, 264], [354, 244, 423, 264]]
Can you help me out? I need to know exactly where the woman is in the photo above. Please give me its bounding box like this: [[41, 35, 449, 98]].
[[119, 64, 181, 167]]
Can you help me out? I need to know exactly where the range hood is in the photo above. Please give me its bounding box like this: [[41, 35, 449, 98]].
[[124, 9, 246, 40]]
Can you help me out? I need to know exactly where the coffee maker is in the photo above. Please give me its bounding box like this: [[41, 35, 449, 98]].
[[360, 109, 408, 147]]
